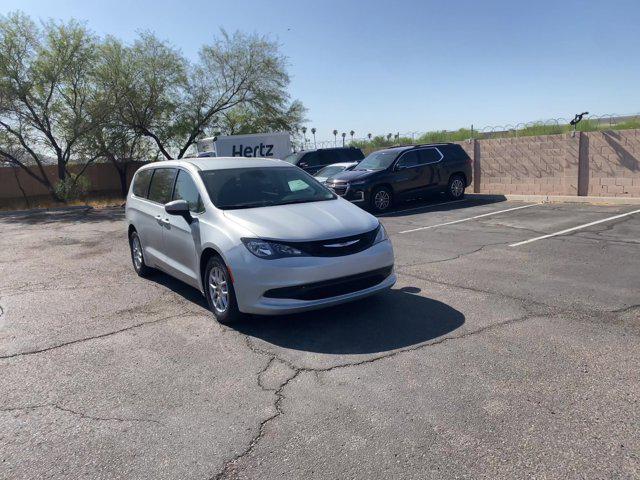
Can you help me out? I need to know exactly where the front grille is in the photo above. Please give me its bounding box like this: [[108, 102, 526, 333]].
[[264, 265, 393, 300], [283, 226, 379, 257], [329, 183, 348, 196]]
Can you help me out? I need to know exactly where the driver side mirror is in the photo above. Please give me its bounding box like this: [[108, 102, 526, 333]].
[[165, 199, 193, 224], [394, 163, 407, 171], [298, 161, 308, 168]]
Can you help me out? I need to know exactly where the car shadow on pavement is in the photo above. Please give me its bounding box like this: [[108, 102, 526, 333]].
[[148, 272, 210, 309], [378, 194, 507, 219], [233, 287, 465, 355]]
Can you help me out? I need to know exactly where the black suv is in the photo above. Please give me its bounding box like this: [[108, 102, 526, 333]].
[[283, 147, 364, 175], [326, 143, 472, 213]]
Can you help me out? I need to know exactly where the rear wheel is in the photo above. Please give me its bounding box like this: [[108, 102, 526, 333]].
[[129, 231, 153, 277], [447, 174, 466, 200], [204, 256, 241, 324], [370, 186, 393, 213]]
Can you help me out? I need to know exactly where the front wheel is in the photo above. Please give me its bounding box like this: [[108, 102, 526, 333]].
[[369, 186, 393, 213], [204, 256, 241, 324], [447, 174, 466, 200]]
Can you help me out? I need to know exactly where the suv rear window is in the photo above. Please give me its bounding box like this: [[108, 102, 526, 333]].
[[440, 144, 471, 162], [132, 169, 153, 198]]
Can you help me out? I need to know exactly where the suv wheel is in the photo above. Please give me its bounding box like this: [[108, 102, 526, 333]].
[[370, 186, 393, 213], [129, 231, 153, 277], [447, 175, 466, 200], [204, 256, 241, 324]]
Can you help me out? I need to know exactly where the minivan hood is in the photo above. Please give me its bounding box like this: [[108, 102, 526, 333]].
[[223, 199, 378, 241], [329, 169, 378, 183]]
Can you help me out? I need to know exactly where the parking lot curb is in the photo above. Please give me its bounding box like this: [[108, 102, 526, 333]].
[[0, 205, 93, 217], [466, 193, 640, 206]]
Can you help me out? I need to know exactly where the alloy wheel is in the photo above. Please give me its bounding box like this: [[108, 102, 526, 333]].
[[374, 190, 391, 210], [451, 178, 464, 198], [132, 236, 143, 271], [208, 266, 229, 314]]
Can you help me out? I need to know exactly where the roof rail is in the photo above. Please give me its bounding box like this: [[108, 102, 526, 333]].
[[383, 142, 454, 149]]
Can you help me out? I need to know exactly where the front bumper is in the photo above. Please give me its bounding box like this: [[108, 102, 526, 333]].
[[326, 182, 368, 203], [229, 239, 395, 315]]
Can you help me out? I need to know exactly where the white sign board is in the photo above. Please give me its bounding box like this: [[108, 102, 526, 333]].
[[197, 132, 292, 160]]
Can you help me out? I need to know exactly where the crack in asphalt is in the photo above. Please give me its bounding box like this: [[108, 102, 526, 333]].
[[611, 304, 640, 314], [0, 311, 189, 360], [213, 310, 551, 479], [0, 403, 161, 425], [395, 240, 516, 268]]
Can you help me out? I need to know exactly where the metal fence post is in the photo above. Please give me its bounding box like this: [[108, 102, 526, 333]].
[[473, 138, 481, 193]]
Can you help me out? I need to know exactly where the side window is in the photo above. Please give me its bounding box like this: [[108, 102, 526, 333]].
[[301, 152, 320, 167], [418, 148, 443, 164], [321, 150, 341, 165], [397, 151, 420, 168], [132, 169, 153, 198], [173, 170, 203, 213], [147, 168, 177, 204], [348, 149, 364, 161]]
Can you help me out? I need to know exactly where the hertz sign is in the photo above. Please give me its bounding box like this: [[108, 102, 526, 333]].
[[197, 132, 292, 160]]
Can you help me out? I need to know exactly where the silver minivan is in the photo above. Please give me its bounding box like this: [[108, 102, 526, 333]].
[[125, 157, 396, 323]]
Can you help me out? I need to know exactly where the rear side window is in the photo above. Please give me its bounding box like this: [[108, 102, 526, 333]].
[[346, 149, 364, 160], [173, 170, 203, 213], [132, 169, 153, 198], [147, 168, 177, 204], [418, 148, 442, 164], [301, 151, 321, 167], [397, 151, 420, 168], [320, 150, 343, 164]]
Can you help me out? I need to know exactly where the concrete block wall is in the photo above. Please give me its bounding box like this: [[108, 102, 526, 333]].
[[476, 134, 580, 195], [0, 161, 145, 202], [584, 130, 640, 197], [1, 130, 640, 204]]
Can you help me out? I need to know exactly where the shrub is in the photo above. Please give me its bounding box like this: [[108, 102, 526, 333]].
[[54, 174, 91, 202]]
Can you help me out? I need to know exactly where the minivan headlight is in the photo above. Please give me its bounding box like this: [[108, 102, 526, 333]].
[[241, 238, 304, 259], [373, 223, 388, 245]]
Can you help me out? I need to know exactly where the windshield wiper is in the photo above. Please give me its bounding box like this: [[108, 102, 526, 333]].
[[221, 202, 271, 209], [276, 197, 334, 206]]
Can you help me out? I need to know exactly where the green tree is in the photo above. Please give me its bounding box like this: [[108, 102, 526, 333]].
[[0, 12, 100, 199]]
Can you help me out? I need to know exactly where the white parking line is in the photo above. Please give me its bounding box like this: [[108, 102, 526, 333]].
[[399, 203, 540, 234], [381, 199, 468, 216], [509, 208, 640, 247]]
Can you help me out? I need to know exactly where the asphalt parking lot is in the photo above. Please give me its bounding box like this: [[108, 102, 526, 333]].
[[0, 197, 638, 479]]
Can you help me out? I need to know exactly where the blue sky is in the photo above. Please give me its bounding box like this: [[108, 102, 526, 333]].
[[3, 0, 640, 140]]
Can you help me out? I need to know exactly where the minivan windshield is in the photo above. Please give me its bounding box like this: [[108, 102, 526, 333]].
[[199, 167, 335, 209], [354, 150, 400, 171]]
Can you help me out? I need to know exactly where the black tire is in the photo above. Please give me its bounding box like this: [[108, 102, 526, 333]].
[[129, 230, 154, 277], [369, 185, 393, 213], [446, 174, 466, 200], [204, 255, 242, 324]]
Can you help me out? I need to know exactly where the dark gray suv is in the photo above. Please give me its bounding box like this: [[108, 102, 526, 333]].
[[283, 147, 365, 175], [326, 143, 473, 213]]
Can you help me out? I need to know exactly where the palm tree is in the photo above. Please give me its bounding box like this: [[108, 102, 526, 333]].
[[333, 129, 338, 147], [386, 133, 392, 142], [301, 126, 307, 148], [367, 133, 372, 141], [311, 128, 317, 148], [341, 132, 346, 147]]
